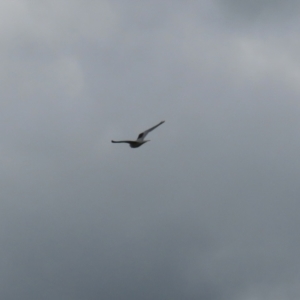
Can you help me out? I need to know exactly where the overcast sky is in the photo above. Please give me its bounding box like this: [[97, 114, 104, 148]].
[[1, 0, 300, 299]]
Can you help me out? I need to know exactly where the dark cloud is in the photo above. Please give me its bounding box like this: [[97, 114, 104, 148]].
[[214, 0, 300, 27], [0, 0, 300, 299]]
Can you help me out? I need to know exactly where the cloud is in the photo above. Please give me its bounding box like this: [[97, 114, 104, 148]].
[[214, 0, 300, 24], [0, 1, 300, 299]]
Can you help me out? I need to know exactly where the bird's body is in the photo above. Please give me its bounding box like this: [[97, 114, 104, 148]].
[[112, 121, 165, 148], [111, 140, 147, 148]]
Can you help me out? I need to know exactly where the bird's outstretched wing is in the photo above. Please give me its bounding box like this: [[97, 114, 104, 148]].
[[136, 121, 165, 141], [111, 140, 132, 144]]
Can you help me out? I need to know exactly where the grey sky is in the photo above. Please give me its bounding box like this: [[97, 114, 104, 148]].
[[1, 0, 300, 299]]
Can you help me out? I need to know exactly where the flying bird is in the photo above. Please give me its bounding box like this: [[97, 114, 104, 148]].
[[112, 121, 165, 148]]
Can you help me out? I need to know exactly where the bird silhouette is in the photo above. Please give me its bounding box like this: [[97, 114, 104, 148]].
[[112, 121, 165, 148]]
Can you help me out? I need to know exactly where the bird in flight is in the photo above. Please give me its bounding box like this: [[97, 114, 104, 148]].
[[112, 121, 165, 148]]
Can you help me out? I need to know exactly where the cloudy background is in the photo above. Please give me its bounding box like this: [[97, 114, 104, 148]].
[[1, 0, 300, 299]]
